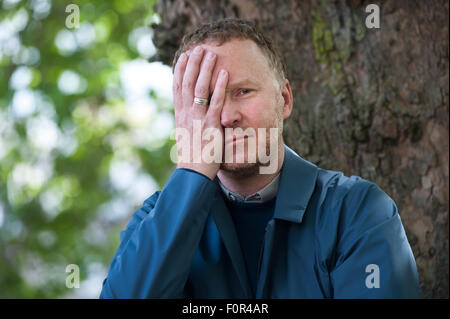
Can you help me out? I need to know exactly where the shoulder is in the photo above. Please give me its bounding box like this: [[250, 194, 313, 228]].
[[309, 168, 401, 268], [314, 167, 398, 233]]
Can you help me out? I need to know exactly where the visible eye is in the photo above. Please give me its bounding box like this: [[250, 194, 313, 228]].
[[238, 89, 252, 95]]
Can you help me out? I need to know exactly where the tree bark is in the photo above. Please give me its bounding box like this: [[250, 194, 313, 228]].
[[151, 0, 449, 298]]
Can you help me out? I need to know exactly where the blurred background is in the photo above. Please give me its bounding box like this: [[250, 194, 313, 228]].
[[0, 0, 176, 298], [0, 0, 448, 298]]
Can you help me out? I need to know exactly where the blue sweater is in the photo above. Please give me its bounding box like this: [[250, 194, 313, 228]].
[[225, 196, 276, 296]]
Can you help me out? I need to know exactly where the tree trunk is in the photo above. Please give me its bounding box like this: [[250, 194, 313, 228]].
[[151, 0, 449, 298]]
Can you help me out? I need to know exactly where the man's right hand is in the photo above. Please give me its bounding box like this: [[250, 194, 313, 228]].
[[172, 46, 229, 180]]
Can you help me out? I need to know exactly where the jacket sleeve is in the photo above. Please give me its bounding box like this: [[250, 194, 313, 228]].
[[100, 168, 218, 298], [330, 181, 421, 298]]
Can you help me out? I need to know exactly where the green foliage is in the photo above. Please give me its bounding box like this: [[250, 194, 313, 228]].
[[0, 0, 176, 298]]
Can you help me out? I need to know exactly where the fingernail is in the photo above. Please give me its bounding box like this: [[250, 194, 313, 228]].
[[180, 53, 187, 62], [194, 46, 203, 54], [220, 69, 227, 77]]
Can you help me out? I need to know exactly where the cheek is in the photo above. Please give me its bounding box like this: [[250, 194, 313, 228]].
[[243, 94, 279, 118], [244, 97, 280, 127], [244, 102, 263, 120], [243, 103, 268, 127]]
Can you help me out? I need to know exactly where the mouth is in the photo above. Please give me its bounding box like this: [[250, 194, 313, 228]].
[[226, 136, 249, 145]]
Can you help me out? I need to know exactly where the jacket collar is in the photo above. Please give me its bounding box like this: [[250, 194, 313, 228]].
[[272, 145, 319, 223], [213, 144, 319, 224]]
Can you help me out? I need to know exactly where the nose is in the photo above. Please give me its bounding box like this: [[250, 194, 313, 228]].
[[220, 101, 242, 128]]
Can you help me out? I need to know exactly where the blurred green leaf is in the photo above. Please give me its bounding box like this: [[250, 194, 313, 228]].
[[0, 0, 174, 298]]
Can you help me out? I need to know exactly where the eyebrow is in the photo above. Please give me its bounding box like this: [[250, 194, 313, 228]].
[[225, 79, 259, 90]]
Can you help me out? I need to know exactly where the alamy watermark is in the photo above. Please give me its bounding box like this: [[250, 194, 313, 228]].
[[365, 4, 380, 29], [65, 4, 80, 29], [170, 121, 280, 174], [66, 264, 80, 288], [365, 264, 380, 289]]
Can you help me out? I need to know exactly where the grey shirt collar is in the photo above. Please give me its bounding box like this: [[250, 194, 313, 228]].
[[218, 173, 281, 203]]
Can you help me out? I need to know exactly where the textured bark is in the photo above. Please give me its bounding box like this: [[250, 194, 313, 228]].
[[151, 0, 449, 298]]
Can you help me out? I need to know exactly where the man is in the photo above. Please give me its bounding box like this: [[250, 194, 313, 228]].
[[100, 19, 420, 298]]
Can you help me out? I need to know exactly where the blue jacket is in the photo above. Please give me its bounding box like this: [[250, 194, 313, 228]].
[[100, 145, 420, 298]]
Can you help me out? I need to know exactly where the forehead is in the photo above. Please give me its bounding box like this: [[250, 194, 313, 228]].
[[188, 39, 275, 89]]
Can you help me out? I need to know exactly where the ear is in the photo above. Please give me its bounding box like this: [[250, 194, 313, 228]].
[[280, 79, 293, 120]]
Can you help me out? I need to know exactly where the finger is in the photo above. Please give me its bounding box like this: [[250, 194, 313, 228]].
[[208, 69, 228, 118], [182, 46, 205, 106], [194, 51, 216, 101], [173, 53, 188, 111]]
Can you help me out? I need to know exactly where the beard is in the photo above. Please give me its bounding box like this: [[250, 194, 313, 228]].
[[219, 108, 283, 178], [220, 161, 260, 178]]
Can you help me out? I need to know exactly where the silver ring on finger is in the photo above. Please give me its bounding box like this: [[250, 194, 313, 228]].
[[194, 97, 208, 106]]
